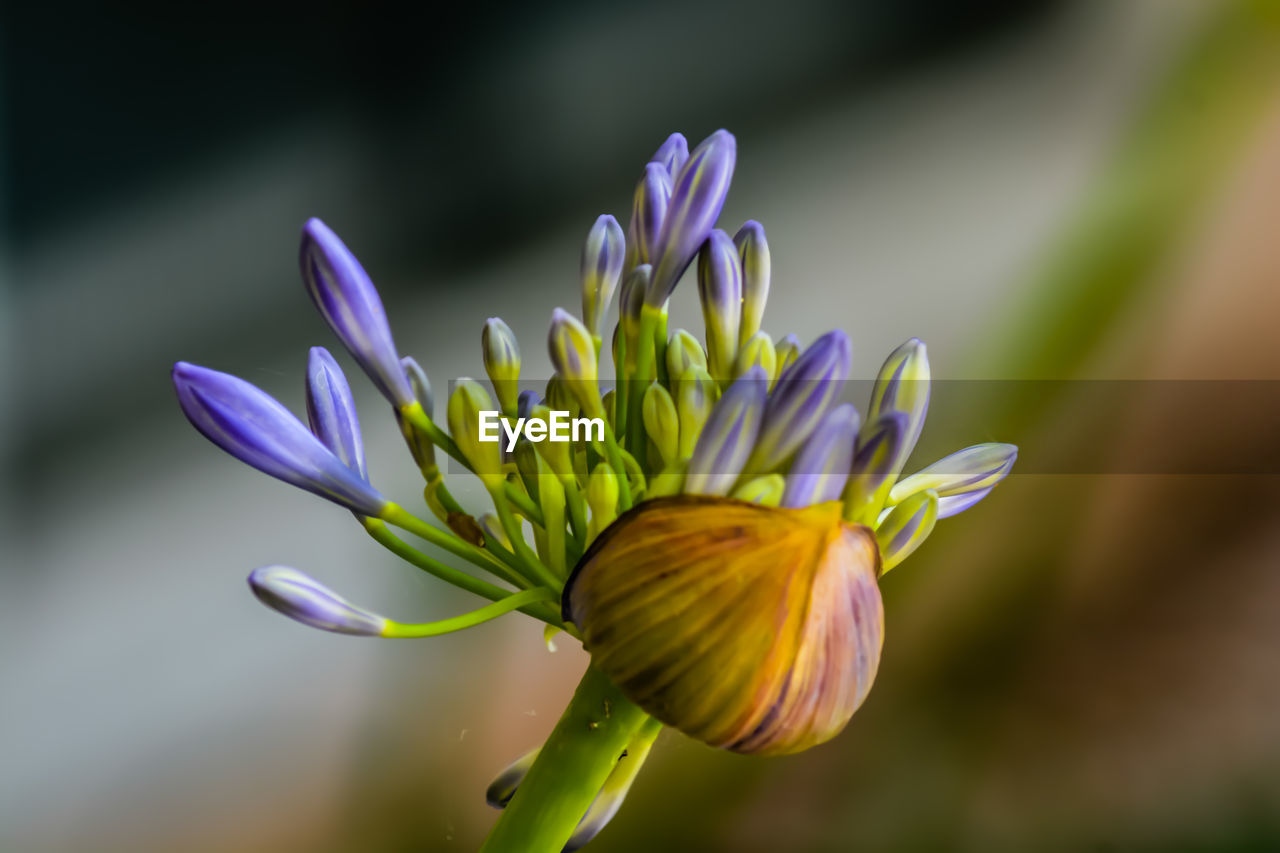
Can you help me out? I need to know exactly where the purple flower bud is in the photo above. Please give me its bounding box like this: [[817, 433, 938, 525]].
[[300, 218, 414, 407], [733, 221, 771, 346], [401, 356, 434, 417], [666, 328, 707, 378], [305, 347, 367, 480], [625, 164, 671, 271], [841, 411, 906, 524], [397, 356, 437, 471], [647, 130, 737, 306], [936, 487, 994, 519], [651, 132, 690, 180], [890, 443, 1017, 517], [697, 229, 742, 381], [747, 330, 853, 473], [173, 362, 387, 515], [876, 490, 939, 574], [674, 367, 718, 458], [517, 390, 542, 420], [581, 215, 627, 337], [781, 403, 859, 508], [548, 308, 601, 414], [774, 334, 800, 379], [865, 338, 930, 473], [485, 746, 540, 809], [248, 566, 387, 635], [685, 366, 767, 496], [482, 317, 522, 414]]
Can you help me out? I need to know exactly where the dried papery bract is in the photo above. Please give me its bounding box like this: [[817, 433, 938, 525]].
[[564, 497, 883, 756]]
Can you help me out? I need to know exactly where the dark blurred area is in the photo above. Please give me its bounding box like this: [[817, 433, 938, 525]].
[[4, 0, 1279, 851]]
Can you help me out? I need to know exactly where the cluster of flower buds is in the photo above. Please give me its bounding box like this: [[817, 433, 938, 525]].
[[173, 129, 1015, 848]]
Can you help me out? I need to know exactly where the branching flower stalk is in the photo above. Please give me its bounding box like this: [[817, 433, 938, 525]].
[[173, 129, 1017, 851]]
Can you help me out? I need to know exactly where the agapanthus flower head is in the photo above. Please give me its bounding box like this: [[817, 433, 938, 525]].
[[173, 361, 386, 515], [176, 127, 1020, 850], [300, 218, 414, 408]]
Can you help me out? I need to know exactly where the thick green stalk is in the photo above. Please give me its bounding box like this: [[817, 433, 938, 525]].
[[480, 665, 651, 853]]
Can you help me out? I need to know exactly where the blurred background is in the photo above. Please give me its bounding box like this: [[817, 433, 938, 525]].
[[3, 0, 1279, 849]]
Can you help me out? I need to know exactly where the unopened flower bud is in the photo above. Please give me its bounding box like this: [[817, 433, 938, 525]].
[[300, 218, 414, 407], [890, 443, 1017, 517], [651, 132, 689, 180], [548, 308, 602, 417], [481, 318, 521, 415], [747, 330, 852, 473], [685, 366, 767, 496], [733, 330, 776, 381], [581, 215, 626, 338], [401, 356, 434, 418], [587, 463, 620, 540], [697, 229, 742, 381], [733, 221, 770, 346], [305, 347, 367, 479], [666, 328, 708, 378], [841, 411, 906, 525], [774, 333, 800, 380], [447, 379, 504, 489], [625, 164, 671, 271], [642, 382, 680, 467], [781, 403, 859, 508], [648, 130, 737, 306], [865, 338, 930, 476], [875, 489, 938, 573], [248, 566, 387, 635], [173, 362, 387, 515], [674, 368, 719, 458], [731, 473, 785, 506]]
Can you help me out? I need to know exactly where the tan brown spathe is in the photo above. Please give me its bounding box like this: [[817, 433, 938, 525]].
[[563, 496, 884, 756]]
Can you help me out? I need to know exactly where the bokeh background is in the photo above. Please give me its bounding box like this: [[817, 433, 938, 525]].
[[3, 0, 1279, 850]]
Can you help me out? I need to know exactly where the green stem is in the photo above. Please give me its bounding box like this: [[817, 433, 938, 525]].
[[363, 519, 566, 628], [363, 518, 512, 601], [625, 308, 661, 467], [399, 402, 543, 525], [380, 504, 535, 588], [480, 665, 651, 853], [383, 588, 558, 638], [493, 496, 562, 589]]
